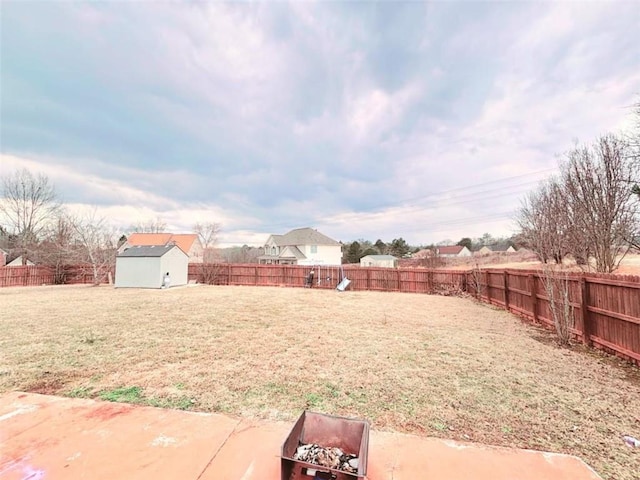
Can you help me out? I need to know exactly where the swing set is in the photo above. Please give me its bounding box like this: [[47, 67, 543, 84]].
[[304, 265, 350, 291]]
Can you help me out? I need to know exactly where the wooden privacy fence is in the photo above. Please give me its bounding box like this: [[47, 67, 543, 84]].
[[2, 263, 638, 365], [465, 269, 640, 365], [0, 265, 112, 287], [187, 263, 467, 294]]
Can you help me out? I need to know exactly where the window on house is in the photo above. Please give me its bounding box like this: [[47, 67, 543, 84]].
[[272, 246, 277, 255], [310, 245, 317, 254]]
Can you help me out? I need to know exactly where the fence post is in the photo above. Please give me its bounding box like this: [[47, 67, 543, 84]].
[[485, 271, 491, 304], [503, 270, 510, 311], [529, 273, 538, 323], [427, 270, 433, 293], [580, 277, 592, 346], [255, 266, 258, 286], [396, 268, 401, 291]]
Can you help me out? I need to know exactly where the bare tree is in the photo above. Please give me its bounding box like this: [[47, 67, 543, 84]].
[[219, 245, 261, 263], [539, 266, 574, 345], [518, 134, 638, 272], [129, 217, 167, 233], [193, 221, 222, 283], [517, 179, 569, 265], [40, 212, 78, 284], [72, 210, 117, 285], [0, 169, 60, 263], [561, 135, 638, 272], [626, 100, 640, 249], [193, 221, 221, 262]]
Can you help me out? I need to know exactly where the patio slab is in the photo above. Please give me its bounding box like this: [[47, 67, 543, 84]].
[[0, 392, 601, 479]]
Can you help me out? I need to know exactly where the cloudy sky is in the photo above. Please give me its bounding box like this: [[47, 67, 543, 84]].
[[1, 1, 638, 247]]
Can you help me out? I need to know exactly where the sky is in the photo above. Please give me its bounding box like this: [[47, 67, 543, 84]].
[[1, 1, 639, 247]]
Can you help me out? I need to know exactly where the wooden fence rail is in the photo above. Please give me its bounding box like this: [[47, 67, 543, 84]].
[[186, 263, 467, 294], [2, 263, 638, 365], [0, 265, 112, 287], [464, 268, 640, 365]]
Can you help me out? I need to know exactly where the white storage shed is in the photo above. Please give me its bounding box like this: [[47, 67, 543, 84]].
[[360, 254, 399, 268], [115, 245, 188, 288]]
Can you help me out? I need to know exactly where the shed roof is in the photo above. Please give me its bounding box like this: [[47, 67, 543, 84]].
[[437, 245, 464, 255], [118, 245, 185, 258], [361, 255, 398, 260]]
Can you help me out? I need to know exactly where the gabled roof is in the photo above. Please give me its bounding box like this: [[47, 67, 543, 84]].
[[413, 249, 434, 259], [118, 245, 185, 258], [127, 233, 199, 253], [268, 227, 340, 246], [361, 255, 398, 260], [6, 256, 35, 266], [280, 245, 306, 259], [487, 244, 514, 252], [437, 245, 465, 255]]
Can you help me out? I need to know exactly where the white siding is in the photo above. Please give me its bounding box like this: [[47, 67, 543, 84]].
[[297, 244, 342, 266], [115, 257, 163, 288], [360, 257, 397, 268], [159, 248, 188, 286], [115, 247, 188, 288]]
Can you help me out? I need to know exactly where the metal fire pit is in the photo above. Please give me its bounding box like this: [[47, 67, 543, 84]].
[[281, 411, 369, 480]]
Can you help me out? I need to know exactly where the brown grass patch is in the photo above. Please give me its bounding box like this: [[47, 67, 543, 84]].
[[442, 252, 640, 275], [1, 285, 639, 479]]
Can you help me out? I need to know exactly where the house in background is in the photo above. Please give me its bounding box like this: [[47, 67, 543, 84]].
[[115, 245, 188, 288], [476, 245, 517, 255], [118, 233, 204, 263], [435, 245, 472, 258], [492, 245, 517, 253], [360, 254, 398, 268], [258, 227, 342, 266], [6, 256, 35, 267]]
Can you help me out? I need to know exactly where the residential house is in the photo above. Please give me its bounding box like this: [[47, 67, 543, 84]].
[[6, 256, 35, 267], [258, 227, 342, 266], [118, 233, 204, 263], [360, 255, 398, 268], [493, 245, 517, 253], [476, 245, 516, 255], [412, 248, 435, 259], [435, 245, 472, 258]]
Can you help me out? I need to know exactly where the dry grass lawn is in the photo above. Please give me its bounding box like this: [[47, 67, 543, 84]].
[[444, 252, 640, 275], [1, 285, 639, 479]]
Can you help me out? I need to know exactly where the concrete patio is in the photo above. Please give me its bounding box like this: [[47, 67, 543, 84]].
[[0, 392, 601, 479]]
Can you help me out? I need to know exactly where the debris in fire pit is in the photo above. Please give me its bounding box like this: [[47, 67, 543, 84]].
[[294, 443, 359, 474]]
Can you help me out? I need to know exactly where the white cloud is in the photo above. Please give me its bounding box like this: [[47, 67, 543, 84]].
[[2, 2, 638, 246], [346, 82, 423, 144]]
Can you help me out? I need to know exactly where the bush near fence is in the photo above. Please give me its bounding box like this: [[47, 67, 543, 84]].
[[2, 263, 638, 365], [465, 268, 640, 365]]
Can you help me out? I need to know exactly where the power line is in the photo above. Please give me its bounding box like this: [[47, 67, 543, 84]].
[[364, 167, 556, 211], [249, 169, 553, 234]]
